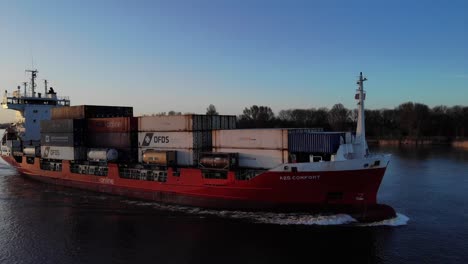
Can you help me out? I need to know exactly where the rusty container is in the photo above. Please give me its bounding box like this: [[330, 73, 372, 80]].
[[51, 105, 133, 120], [40, 119, 86, 133], [87, 132, 137, 149], [87, 117, 137, 133]]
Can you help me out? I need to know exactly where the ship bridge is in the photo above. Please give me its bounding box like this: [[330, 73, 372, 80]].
[[2, 90, 70, 107], [1, 70, 70, 143]]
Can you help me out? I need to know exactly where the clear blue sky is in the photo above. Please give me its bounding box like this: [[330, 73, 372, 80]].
[[1, 0, 467, 122]]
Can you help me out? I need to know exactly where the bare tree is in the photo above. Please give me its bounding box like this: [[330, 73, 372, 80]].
[[168, 111, 182, 115], [239, 105, 275, 128], [206, 104, 218, 115], [327, 103, 350, 131]]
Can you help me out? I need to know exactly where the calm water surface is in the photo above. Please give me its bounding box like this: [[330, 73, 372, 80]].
[[1, 146, 467, 264]]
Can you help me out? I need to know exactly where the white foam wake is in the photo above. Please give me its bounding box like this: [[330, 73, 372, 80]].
[[357, 213, 410, 227], [124, 200, 358, 225], [124, 200, 409, 227], [251, 213, 357, 225]]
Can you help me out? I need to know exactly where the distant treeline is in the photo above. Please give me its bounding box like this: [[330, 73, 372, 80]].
[[2, 102, 467, 140], [236, 103, 468, 139]]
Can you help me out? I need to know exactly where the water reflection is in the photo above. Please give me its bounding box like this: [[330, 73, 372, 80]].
[[1, 146, 468, 263]]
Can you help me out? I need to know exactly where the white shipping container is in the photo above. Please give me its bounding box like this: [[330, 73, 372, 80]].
[[212, 129, 288, 150], [41, 146, 87, 160], [138, 115, 212, 131], [138, 131, 211, 149], [213, 147, 288, 169], [139, 147, 196, 166]]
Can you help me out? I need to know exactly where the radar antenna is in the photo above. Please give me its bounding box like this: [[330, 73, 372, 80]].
[[44, 79, 48, 95]]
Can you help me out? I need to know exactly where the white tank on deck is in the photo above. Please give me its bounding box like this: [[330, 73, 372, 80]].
[[23, 146, 40, 157], [87, 148, 118, 162]]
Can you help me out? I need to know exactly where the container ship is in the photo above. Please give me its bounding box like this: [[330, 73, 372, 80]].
[[1, 70, 396, 222]]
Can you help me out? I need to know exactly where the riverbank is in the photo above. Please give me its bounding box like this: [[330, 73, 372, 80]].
[[367, 138, 468, 149]]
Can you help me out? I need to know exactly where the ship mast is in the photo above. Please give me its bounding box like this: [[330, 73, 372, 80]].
[[23, 82, 27, 97], [26, 69, 38, 97], [44, 79, 48, 96], [355, 72, 368, 157]]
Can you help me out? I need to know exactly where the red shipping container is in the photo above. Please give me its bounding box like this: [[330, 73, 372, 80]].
[[51, 105, 133, 120], [87, 132, 137, 148], [87, 117, 137, 133]]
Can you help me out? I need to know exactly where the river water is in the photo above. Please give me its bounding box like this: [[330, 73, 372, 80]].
[[0, 146, 467, 264]]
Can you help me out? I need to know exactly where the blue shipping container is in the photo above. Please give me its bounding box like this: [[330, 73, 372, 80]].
[[288, 132, 346, 153]]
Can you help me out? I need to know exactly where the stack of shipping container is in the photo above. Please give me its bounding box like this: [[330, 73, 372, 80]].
[[212, 129, 290, 169], [40, 105, 134, 161], [87, 117, 138, 162], [40, 119, 87, 160], [212, 128, 346, 169], [50, 105, 133, 120], [137, 115, 237, 166], [39, 105, 346, 170]]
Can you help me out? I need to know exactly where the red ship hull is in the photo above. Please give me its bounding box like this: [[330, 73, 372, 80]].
[[1, 156, 396, 222]]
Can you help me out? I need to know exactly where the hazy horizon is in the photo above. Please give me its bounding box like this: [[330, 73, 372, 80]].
[[1, 0, 467, 123]]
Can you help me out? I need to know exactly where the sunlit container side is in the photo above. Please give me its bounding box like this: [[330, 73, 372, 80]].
[[51, 105, 133, 120], [138, 115, 214, 132], [87, 117, 137, 133], [288, 132, 346, 153], [87, 133, 137, 149], [40, 119, 86, 133], [40, 133, 84, 147], [138, 131, 212, 149], [213, 147, 288, 169], [211, 115, 237, 130], [212, 129, 288, 150], [40, 146, 87, 160], [138, 147, 197, 166], [87, 148, 119, 162]]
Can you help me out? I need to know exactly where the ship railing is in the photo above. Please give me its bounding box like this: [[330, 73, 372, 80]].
[[2, 92, 71, 105], [69, 163, 108, 176], [39, 159, 63, 172], [119, 167, 167, 182]]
